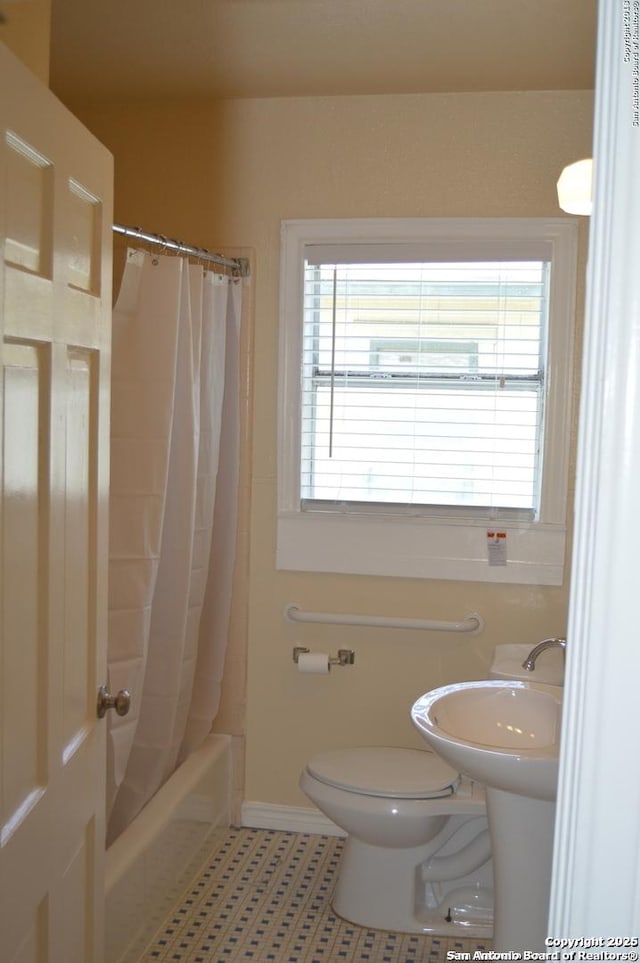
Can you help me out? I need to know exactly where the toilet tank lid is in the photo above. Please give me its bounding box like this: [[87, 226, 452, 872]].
[[305, 747, 459, 799]]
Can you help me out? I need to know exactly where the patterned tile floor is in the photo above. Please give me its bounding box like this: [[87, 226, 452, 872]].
[[137, 827, 492, 963]]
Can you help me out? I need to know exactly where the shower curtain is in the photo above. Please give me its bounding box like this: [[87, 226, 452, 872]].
[[106, 247, 242, 844]]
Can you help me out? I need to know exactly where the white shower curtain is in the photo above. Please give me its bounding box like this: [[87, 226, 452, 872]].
[[106, 247, 242, 844]]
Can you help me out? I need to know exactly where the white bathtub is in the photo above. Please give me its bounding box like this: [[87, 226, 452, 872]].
[[105, 733, 232, 963]]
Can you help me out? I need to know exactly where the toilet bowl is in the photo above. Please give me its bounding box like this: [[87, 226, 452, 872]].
[[299, 645, 545, 935], [300, 746, 493, 936]]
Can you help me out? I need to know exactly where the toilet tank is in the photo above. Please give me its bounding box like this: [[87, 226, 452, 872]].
[[489, 643, 564, 686]]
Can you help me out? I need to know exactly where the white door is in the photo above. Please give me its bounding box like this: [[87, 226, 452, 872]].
[[0, 44, 113, 963]]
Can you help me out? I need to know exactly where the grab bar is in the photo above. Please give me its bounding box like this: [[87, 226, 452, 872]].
[[284, 604, 484, 634]]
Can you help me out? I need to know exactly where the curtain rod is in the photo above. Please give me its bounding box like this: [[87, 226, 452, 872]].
[[113, 223, 250, 277]]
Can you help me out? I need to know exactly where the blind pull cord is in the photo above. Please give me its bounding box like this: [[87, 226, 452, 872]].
[[329, 266, 338, 458]]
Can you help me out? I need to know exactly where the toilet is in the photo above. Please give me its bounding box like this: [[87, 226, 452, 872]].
[[299, 644, 554, 936], [300, 746, 493, 936]]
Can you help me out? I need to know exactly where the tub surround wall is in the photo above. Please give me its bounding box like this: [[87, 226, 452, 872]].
[[68, 88, 592, 815]]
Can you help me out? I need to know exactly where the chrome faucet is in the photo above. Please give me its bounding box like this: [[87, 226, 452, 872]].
[[522, 637, 567, 671]]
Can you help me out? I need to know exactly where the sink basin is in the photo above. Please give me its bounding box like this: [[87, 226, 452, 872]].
[[411, 680, 562, 801], [412, 679, 563, 949]]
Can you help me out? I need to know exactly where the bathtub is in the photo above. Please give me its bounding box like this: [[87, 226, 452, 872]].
[[105, 733, 232, 963]]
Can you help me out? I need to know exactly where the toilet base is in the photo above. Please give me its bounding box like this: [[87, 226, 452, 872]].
[[333, 823, 493, 937]]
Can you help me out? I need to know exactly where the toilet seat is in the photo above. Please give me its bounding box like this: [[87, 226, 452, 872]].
[[306, 747, 459, 799]]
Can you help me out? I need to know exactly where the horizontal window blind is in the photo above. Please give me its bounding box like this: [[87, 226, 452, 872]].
[[301, 260, 550, 513]]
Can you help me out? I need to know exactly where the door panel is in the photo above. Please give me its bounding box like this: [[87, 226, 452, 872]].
[[0, 43, 113, 963], [4, 130, 54, 276], [63, 348, 93, 756], [2, 342, 47, 834]]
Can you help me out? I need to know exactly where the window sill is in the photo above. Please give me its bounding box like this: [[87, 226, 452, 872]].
[[276, 511, 566, 585]]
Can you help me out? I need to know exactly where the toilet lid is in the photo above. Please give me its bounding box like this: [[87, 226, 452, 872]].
[[306, 747, 459, 799]]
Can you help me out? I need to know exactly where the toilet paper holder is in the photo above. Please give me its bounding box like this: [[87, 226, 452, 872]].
[[293, 646, 355, 667]]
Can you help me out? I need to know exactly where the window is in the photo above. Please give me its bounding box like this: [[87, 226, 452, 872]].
[[302, 260, 548, 514], [278, 219, 578, 585]]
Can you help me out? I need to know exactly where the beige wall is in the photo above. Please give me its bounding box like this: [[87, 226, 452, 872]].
[[72, 88, 593, 811], [0, 0, 50, 82]]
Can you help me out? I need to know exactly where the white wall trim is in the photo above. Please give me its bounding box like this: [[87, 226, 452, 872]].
[[277, 512, 566, 585], [550, 0, 640, 936], [240, 801, 345, 838]]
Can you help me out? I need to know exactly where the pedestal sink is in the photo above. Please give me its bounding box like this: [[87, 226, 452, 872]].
[[411, 680, 562, 952]]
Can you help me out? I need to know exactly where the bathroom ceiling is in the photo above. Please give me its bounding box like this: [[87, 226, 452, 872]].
[[49, 0, 597, 103]]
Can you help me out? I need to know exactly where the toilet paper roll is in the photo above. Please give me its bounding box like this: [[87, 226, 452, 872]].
[[297, 652, 330, 674]]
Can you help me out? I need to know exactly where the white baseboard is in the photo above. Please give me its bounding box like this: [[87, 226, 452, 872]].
[[240, 801, 346, 838]]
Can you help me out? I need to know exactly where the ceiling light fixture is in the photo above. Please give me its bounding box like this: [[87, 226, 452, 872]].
[[557, 158, 593, 216]]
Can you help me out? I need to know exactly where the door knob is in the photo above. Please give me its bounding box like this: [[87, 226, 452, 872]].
[[97, 685, 131, 719]]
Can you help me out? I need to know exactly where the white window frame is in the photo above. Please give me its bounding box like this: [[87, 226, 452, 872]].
[[277, 218, 578, 585]]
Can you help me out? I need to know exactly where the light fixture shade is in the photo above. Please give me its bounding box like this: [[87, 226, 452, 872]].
[[557, 158, 593, 215]]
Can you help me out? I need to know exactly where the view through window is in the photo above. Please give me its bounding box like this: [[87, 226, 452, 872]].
[[301, 260, 549, 515]]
